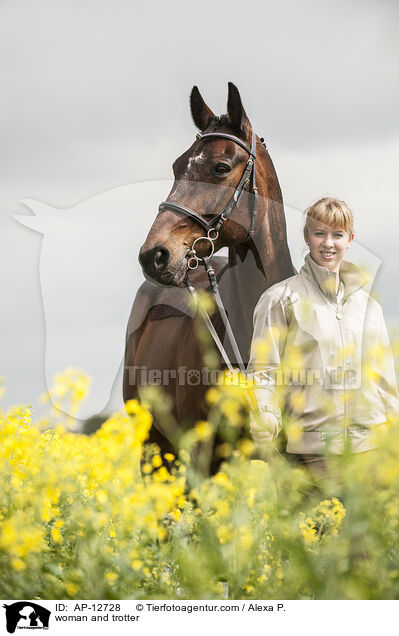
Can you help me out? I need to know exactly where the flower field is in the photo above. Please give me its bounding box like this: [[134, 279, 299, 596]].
[[1, 360, 399, 600]]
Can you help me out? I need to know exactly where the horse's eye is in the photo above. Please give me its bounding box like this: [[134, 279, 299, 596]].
[[213, 163, 231, 176]]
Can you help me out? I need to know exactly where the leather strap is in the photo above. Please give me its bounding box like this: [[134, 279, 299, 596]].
[[158, 201, 210, 232], [159, 128, 258, 239], [196, 130, 256, 156]]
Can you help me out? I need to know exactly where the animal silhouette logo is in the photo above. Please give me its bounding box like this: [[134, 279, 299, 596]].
[[13, 181, 168, 419], [3, 602, 50, 633]]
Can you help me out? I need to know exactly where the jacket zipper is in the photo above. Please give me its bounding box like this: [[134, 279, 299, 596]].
[[327, 290, 348, 440], [337, 304, 347, 440]]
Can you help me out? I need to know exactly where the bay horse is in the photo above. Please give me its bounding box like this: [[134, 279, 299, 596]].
[[123, 82, 295, 468]]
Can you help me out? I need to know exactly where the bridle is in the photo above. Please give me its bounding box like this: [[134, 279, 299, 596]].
[[156, 125, 263, 373], [158, 127, 258, 270]]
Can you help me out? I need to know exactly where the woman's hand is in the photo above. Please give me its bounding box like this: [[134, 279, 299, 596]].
[[250, 412, 279, 449]]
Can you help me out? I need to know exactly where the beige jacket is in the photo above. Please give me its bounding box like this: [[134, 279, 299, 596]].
[[248, 253, 399, 454]]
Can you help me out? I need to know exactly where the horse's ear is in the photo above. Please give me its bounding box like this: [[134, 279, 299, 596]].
[[227, 82, 251, 139], [190, 86, 215, 131]]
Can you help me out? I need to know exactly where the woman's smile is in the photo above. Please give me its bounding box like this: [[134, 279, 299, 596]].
[[307, 220, 354, 273], [320, 250, 336, 259]]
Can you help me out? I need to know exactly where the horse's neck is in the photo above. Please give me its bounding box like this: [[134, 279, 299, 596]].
[[220, 197, 295, 363]]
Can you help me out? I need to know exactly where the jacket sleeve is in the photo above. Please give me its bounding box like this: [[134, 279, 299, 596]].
[[247, 288, 289, 435], [374, 305, 399, 419]]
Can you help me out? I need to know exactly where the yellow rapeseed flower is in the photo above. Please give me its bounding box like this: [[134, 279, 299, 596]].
[[152, 455, 163, 468], [286, 422, 303, 443], [206, 387, 221, 405], [194, 421, 213, 441], [106, 572, 118, 585], [51, 527, 62, 543], [237, 438, 255, 458], [65, 582, 79, 597], [132, 559, 143, 571], [11, 558, 26, 571], [300, 517, 318, 544], [216, 524, 234, 544]]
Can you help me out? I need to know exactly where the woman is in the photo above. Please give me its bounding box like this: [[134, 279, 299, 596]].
[[248, 197, 399, 475]]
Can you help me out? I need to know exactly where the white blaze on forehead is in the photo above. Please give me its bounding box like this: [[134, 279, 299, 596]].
[[168, 152, 207, 197], [186, 151, 205, 172]]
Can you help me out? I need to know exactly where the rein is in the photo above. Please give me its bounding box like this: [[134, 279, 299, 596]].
[[184, 258, 245, 373]]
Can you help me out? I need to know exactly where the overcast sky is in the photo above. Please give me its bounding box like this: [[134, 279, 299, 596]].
[[1, 0, 398, 414]]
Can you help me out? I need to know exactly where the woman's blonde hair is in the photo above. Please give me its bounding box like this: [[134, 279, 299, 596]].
[[303, 197, 354, 240]]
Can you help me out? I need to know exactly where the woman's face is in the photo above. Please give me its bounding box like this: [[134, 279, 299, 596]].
[[306, 220, 354, 273]]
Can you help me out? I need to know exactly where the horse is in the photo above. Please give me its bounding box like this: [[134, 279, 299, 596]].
[[123, 82, 295, 468]]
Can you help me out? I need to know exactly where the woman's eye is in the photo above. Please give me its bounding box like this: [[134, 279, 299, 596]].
[[213, 163, 231, 175]]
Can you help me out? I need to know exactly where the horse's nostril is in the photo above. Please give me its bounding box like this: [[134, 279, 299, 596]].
[[139, 245, 170, 274], [153, 246, 170, 270]]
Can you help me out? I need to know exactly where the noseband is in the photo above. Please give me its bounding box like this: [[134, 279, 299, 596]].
[[158, 128, 258, 269]]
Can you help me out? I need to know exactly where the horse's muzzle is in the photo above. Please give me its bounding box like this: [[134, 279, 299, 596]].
[[139, 245, 186, 286]]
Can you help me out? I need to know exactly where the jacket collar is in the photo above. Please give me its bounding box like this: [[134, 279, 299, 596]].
[[300, 253, 370, 301]]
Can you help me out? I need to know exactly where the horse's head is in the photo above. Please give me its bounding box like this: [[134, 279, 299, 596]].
[[139, 82, 266, 286]]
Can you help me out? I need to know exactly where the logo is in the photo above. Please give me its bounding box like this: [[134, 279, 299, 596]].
[[13, 182, 168, 420], [3, 603, 51, 633]]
